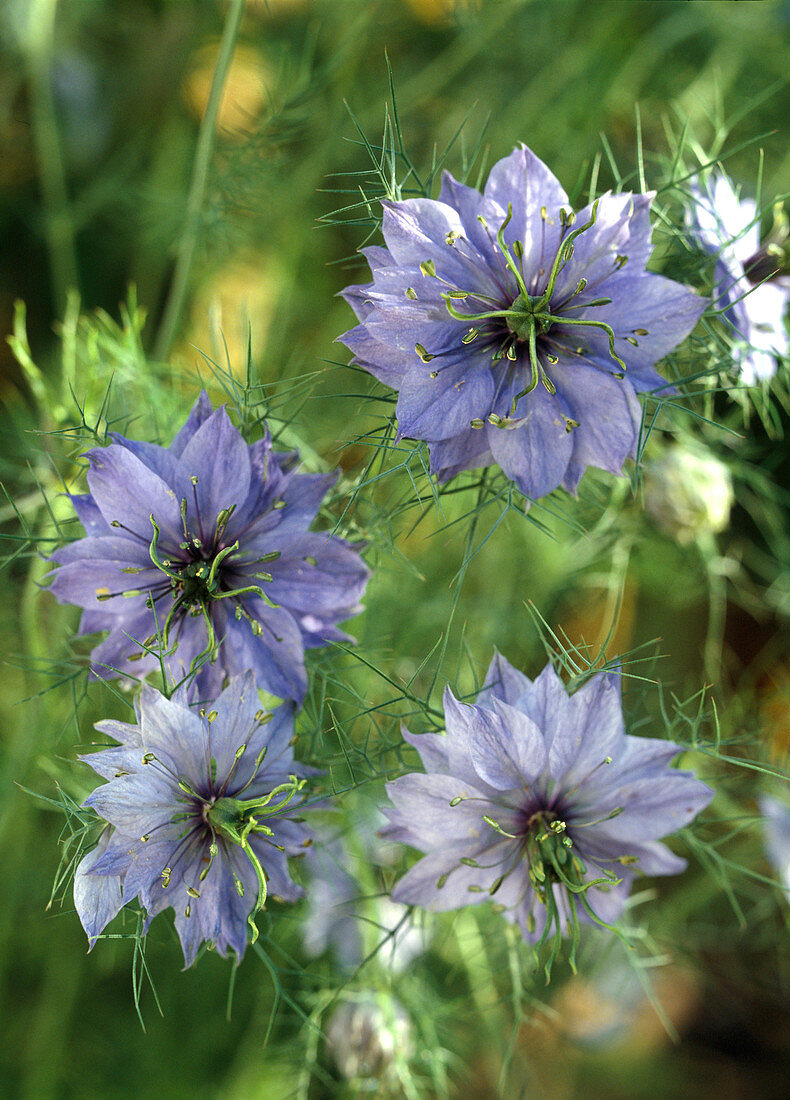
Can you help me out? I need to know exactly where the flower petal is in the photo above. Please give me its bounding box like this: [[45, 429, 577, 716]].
[[486, 388, 574, 500], [85, 445, 182, 544], [73, 828, 126, 947]]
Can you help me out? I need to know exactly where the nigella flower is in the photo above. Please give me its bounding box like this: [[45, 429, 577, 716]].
[[48, 392, 369, 703], [339, 145, 706, 501], [686, 173, 790, 383], [74, 673, 313, 965], [382, 653, 713, 961]]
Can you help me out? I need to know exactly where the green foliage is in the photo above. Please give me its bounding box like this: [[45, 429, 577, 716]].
[[0, 0, 789, 1097]]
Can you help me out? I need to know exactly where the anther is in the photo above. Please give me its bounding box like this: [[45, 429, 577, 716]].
[[405, 287, 417, 299], [415, 343, 435, 363], [420, 260, 436, 277], [462, 327, 479, 344], [186, 886, 200, 898]]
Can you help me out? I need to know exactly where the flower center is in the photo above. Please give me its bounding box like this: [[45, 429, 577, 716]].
[[145, 501, 281, 655], [171, 552, 229, 607], [418, 199, 631, 422], [506, 292, 554, 342]]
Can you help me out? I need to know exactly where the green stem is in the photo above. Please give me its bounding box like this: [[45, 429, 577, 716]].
[[24, 0, 80, 315], [152, 0, 245, 361]]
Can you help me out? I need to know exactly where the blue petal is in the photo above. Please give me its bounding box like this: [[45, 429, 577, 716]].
[[401, 726, 451, 774], [482, 146, 569, 284], [214, 602, 307, 704], [428, 429, 495, 482], [477, 650, 533, 709], [385, 771, 494, 847], [138, 686, 210, 781], [69, 493, 111, 536], [73, 828, 126, 947], [83, 770, 181, 838], [486, 388, 574, 500], [204, 671, 261, 784], [169, 391, 215, 457], [396, 358, 495, 442], [259, 533, 369, 616], [381, 198, 478, 291], [175, 406, 252, 529], [390, 843, 515, 912], [550, 673, 625, 791], [551, 191, 655, 302], [468, 696, 548, 791], [85, 445, 183, 545], [554, 364, 642, 493]]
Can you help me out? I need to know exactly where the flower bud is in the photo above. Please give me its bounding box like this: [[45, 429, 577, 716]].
[[326, 995, 413, 1081], [643, 445, 734, 545]]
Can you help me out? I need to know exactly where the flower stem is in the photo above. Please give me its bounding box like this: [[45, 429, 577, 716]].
[[24, 0, 80, 316], [152, 0, 245, 361]]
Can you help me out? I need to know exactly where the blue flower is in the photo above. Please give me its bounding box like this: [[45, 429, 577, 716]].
[[686, 173, 789, 383], [382, 653, 713, 957], [48, 392, 369, 703], [340, 146, 706, 501], [73, 673, 313, 965]]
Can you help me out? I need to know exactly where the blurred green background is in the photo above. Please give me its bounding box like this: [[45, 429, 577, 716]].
[[1, 0, 789, 1096]]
